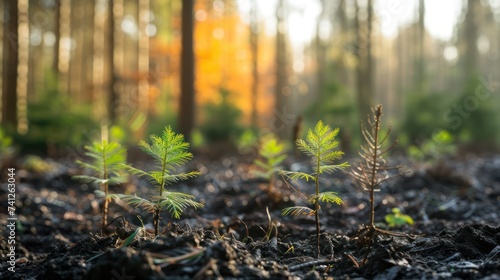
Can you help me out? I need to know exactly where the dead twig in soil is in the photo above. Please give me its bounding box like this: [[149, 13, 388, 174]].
[[354, 224, 421, 265], [193, 258, 217, 280], [233, 217, 251, 243], [346, 253, 360, 269], [288, 259, 337, 272]]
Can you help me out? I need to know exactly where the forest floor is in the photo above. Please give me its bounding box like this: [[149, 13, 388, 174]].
[[0, 153, 499, 279]]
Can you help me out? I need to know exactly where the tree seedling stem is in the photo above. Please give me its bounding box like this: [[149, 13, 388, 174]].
[[280, 121, 349, 258], [73, 138, 127, 230], [119, 126, 203, 237]]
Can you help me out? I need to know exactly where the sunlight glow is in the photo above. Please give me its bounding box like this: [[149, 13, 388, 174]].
[[424, 0, 462, 41], [443, 45, 458, 62], [237, 0, 463, 43]]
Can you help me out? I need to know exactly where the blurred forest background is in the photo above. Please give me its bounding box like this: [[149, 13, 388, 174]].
[[1, 0, 500, 157]]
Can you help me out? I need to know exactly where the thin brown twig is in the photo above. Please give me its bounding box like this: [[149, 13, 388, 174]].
[[346, 253, 360, 269]]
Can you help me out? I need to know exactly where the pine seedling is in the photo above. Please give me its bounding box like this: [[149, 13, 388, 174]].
[[253, 134, 287, 200], [73, 139, 127, 229], [349, 104, 413, 257], [119, 126, 202, 237], [279, 121, 349, 258]]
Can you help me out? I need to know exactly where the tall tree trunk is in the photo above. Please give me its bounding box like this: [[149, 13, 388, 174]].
[[138, 0, 149, 116], [250, 0, 259, 129], [355, 0, 373, 118], [416, 0, 425, 93], [16, 0, 29, 134], [335, 0, 348, 84], [92, 0, 106, 118], [71, 0, 86, 104], [463, 0, 478, 82], [58, 0, 71, 97], [178, 0, 195, 142], [67, 0, 79, 101], [274, 0, 289, 138], [53, 0, 60, 75], [113, 0, 124, 117], [83, 0, 95, 104], [2, 0, 19, 129], [366, 0, 373, 108], [0, 0, 3, 107], [395, 24, 404, 119], [315, 0, 326, 92], [107, 0, 118, 123]]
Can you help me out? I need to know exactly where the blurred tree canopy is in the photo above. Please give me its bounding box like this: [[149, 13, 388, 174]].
[[1, 0, 499, 155]]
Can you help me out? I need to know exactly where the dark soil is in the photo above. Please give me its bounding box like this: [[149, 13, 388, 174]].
[[1, 154, 499, 279]]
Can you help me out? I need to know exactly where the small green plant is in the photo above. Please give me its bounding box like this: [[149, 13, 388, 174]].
[[280, 120, 349, 258], [253, 134, 287, 200], [73, 139, 127, 228], [236, 128, 258, 155], [0, 127, 15, 170], [119, 126, 203, 237], [199, 88, 243, 143], [22, 87, 96, 153], [408, 129, 456, 164], [384, 208, 414, 228]]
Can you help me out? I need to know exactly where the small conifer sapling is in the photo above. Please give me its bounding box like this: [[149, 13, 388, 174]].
[[349, 104, 414, 261], [280, 121, 349, 258], [253, 134, 287, 200], [119, 126, 203, 237], [73, 139, 127, 229]]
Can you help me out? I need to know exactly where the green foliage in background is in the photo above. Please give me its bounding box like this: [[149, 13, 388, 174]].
[[401, 93, 450, 145], [145, 89, 177, 138], [119, 126, 202, 236], [73, 139, 127, 228], [452, 80, 500, 147], [254, 134, 287, 180], [304, 77, 358, 151], [237, 128, 259, 153], [253, 134, 287, 198], [199, 88, 243, 143], [109, 125, 128, 144], [384, 208, 414, 228], [408, 129, 456, 163], [0, 127, 15, 165], [19, 88, 97, 153], [403, 83, 500, 150], [21, 155, 58, 174]]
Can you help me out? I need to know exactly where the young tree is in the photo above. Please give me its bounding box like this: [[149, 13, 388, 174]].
[[281, 121, 349, 258], [73, 139, 127, 229], [121, 127, 202, 237]]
